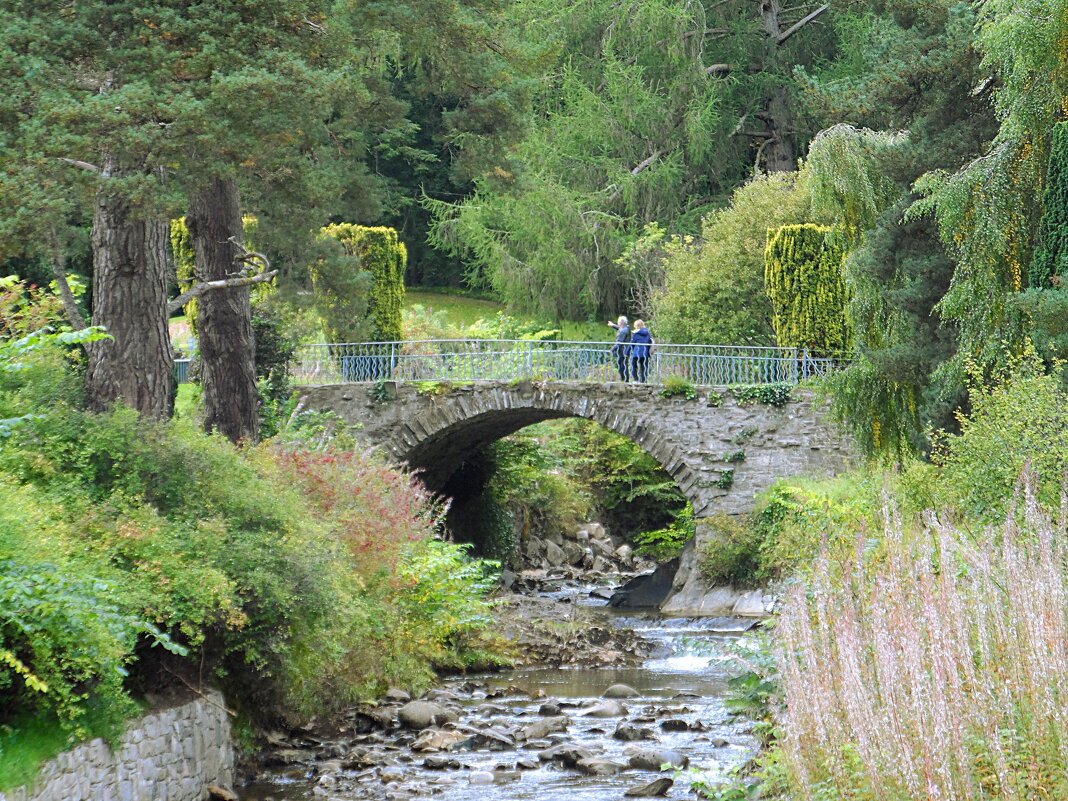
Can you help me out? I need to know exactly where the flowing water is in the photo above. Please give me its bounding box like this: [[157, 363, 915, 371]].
[[241, 582, 759, 801]]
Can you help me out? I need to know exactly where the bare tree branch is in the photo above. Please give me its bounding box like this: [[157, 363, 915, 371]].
[[167, 237, 276, 315], [47, 227, 89, 331], [776, 4, 829, 45], [56, 157, 101, 173]]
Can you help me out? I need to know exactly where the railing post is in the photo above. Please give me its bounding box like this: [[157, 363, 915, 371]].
[[791, 347, 799, 384]]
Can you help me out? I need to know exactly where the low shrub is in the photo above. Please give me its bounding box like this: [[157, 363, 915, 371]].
[[934, 349, 1068, 520], [697, 513, 764, 587], [659, 375, 698, 400]]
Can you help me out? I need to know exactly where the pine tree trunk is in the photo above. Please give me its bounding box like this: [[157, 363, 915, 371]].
[[86, 158, 174, 419], [757, 0, 797, 173], [189, 176, 259, 443]]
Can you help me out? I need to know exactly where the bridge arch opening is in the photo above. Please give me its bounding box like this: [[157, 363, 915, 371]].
[[400, 407, 692, 572]]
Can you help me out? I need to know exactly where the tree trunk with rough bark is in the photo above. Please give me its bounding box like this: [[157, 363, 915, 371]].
[[188, 176, 259, 443], [757, 0, 797, 173], [86, 160, 174, 419]]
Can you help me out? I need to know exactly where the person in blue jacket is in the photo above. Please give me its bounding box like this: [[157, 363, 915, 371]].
[[628, 320, 654, 382], [607, 315, 631, 381]]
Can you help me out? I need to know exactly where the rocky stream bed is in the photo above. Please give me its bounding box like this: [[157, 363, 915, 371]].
[[238, 570, 760, 801]]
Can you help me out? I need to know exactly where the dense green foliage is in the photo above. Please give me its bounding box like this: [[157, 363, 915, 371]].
[[764, 224, 849, 355], [428, 0, 843, 319], [1029, 121, 1068, 289], [652, 173, 817, 345], [0, 283, 498, 774]]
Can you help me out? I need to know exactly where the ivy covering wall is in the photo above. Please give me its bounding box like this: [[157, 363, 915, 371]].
[[1029, 121, 1068, 289], [169, 215, 260, 334], [764, 223, 849, 355], [315, 224, 406, 343]]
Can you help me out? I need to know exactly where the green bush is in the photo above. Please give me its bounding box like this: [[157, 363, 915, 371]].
[[633, 505, 696, 561], [697, 513, 764, 587], [652, 171, 818, 345], [934, 350, 1068, 520], [315, 224, 406, 343]]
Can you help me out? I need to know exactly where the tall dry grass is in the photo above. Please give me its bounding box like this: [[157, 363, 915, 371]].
[[776, 470, 1068, 800]]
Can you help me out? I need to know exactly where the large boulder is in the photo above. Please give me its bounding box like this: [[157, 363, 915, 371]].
[[545, 540, 567, 567], [398, 701, 455, 730], [609, 558, 679, 609]]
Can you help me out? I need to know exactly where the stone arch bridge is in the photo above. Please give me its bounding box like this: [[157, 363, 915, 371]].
[[295, 380, 853, 519]]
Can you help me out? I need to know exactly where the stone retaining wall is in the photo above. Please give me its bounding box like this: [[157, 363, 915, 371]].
[[0, 690, 233, 801]]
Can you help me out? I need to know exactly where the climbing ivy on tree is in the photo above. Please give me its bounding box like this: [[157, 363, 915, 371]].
[[314, 225, 406, 343], [1029, 121, 1068, 289], [764, 224, 849, 355]]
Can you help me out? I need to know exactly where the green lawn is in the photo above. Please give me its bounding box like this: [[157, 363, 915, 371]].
[[405, 288, 605, 342], [405, 289, 505, 328]]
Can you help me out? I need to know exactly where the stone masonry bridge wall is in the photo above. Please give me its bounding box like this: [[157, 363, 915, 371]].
[[296, 380, 856, 614], [296, 380, 853, 517]]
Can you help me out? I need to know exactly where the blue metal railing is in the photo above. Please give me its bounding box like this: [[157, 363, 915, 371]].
[[286, 340, 847, 386], [174, 358, 192, 384]]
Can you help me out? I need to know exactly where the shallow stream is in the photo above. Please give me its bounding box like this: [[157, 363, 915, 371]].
[[241, 582, 758, 801]]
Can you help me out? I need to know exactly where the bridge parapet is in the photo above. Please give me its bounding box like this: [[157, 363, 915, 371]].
[[289, 340, 846, 387]]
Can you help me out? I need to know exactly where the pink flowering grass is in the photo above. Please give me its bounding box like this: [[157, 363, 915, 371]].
[[776, 469, 1068, 800]]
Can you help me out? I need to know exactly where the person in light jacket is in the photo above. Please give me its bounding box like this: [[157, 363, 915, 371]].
[[607, 315, 631, 381], [628, 320, 654, 382]]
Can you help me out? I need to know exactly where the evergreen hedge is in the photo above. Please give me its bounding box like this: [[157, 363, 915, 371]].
[[764, 224, 849, 356], [315, 224, 406, 342]]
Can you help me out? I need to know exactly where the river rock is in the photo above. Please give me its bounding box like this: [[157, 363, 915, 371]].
[[423, 755, 462, 770], [588, 522, 607, 538], [591, 555, 614, 573], [520, 715, 569, 741], [589, 587, 614, 600], [660, 718, 689, 731], [733, 589, 774, 617], [459, 726, 515, 751], [604, 683, 641, 698], [538, 743, 596, 766], [711, 736, 729, 747], [398, 701, 456, 730], [628, 748, 689, 770], [613, 721, 655, 741], [576, 757, 627, 776], [469, 771, 495, 786], [538, 700, 563, 716], [384, 687, 411, 703], [624, 777, 674, 797], [411, 729, 469, 752], [517, 757, 540, 770], [582, 699, 627, 717], [561, 542, 585, 565]]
